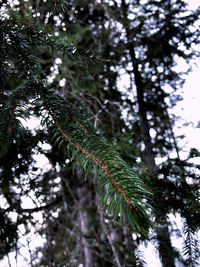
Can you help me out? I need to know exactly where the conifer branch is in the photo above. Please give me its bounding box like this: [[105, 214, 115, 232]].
[[56, 124, 135, 210], [0, 18, 152, 235], [40, 90, 152, 235], [0, 89, 25, 155], [182, 220, 200, 266]]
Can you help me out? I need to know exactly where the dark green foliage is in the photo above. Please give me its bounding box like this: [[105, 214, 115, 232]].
[[0, 1, 200, 266], [182, 220, 200, 267], [0, 210, 18, 260], [42, 91, 152, 235], [0, 13, 152, 238]]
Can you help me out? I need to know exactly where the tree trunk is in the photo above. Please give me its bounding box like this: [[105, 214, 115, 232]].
[[120, 1, 175, 266], [76, 182, 94, 267], [156, 224, 176, 267], [96, 197, 123, 267]]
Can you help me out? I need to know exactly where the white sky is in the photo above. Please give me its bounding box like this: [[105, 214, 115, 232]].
[[175, 59, 200, 153], [3, 49, 199, 267], [142, 56, 200, 266]]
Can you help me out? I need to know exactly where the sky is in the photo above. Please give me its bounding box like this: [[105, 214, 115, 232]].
[[175, 59, 200, 150], [143, 1, 200, 262], [3, 45, 200, 267], [141, 58, 200, 267]]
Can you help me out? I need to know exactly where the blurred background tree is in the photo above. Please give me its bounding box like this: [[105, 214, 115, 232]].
[[0, 1, 199, 266]]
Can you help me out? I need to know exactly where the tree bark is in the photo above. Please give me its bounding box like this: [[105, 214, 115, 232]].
[[76, 183, 94, 267], [156, 224, 176, 267], [96, 197, 123, 267], [120, 1, 175, 266]]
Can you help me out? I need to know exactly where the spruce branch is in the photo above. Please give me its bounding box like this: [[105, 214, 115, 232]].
[[41, 89, 152, 235], [0, 18, 152, 235], [0, 78, 39, 156], [182, 220, 200, 266]]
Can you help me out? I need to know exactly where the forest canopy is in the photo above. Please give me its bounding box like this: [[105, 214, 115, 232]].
[[0, 1, 199, 266]]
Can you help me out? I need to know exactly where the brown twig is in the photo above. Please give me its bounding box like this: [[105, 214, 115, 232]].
[[57, 124, 135, 210]]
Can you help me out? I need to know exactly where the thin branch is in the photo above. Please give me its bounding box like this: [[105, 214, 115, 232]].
[[26, 237, 34, 267], [58, 171, 78, 204], [6, 253, 12, 267], [3, 196, 62, 213], [96, 197, 122, 267], [56, 123, 135, 209]]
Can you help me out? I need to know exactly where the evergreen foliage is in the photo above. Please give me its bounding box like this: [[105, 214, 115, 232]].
[[0, 1, 199, 266], [0, 16, 151, 234]]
